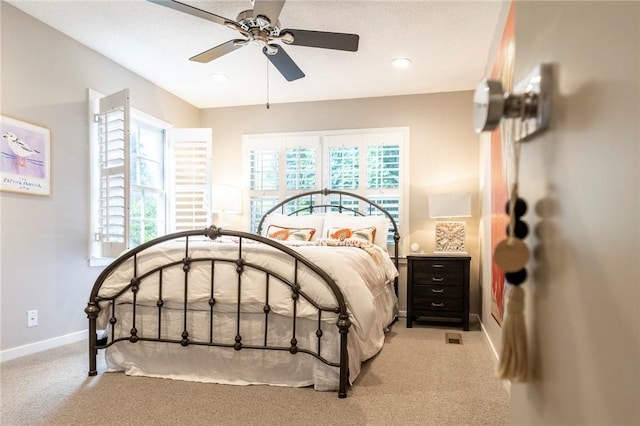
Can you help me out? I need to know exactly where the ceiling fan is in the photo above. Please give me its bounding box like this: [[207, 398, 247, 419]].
[[148, 0, 360, 82]]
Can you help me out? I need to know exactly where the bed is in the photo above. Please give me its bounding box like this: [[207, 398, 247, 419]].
[[85, 189, 400, 398]]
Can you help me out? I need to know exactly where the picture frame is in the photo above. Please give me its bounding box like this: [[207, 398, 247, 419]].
[[0, 115, 51, 196]]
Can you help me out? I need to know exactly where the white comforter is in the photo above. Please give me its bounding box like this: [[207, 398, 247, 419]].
[[97, 238, 398, 338]]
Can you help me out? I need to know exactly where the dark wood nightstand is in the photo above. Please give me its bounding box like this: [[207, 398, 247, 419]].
[[406, 254, 471, 331]]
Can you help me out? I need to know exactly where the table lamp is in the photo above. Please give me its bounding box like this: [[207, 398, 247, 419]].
[[428, 192, 472, 255]]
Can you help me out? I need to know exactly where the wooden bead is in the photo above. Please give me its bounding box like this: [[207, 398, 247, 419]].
[[505, 198, 527, 218], [494, 238, 530, 272], [506, 220, 529, 239], [505, 268, 528, 285]]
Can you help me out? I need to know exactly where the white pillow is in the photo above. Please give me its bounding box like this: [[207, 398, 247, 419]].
[[260, 213, 325, 241], [322, 212, 391, 250]]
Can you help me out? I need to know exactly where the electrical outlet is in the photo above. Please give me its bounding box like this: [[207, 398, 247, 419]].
[[27, 310, 38, 327]]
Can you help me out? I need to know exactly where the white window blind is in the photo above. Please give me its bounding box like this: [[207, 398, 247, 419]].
[[167, 128, 212, 232], [245, 135, 321, 226], [250, 147, 279, 191], [89, 89, 211, 265], [367, 145, 400, 189], [328, 146, 359, 190], [243, 128, 408, 250], [324, 132, 403, 241], [97, 89, 130, 258], [286, 147, 316, 191]]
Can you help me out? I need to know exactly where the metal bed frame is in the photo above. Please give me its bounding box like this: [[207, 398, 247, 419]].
[[85, 189, 400, 398], [258, 188, 400, 294]]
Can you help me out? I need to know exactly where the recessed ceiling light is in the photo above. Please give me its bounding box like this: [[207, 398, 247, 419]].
[[391, 58, 412, 69], [210, 73, 229, 82]]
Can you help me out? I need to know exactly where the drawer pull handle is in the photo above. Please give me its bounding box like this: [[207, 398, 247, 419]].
[[431, 302, 444, 307], [432, 277, 444, 282], [431, 288, 444, 293], [432, 264, 444, 268]]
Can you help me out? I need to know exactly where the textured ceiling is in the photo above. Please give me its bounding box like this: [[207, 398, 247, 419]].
[[7, 0, 505, 109]]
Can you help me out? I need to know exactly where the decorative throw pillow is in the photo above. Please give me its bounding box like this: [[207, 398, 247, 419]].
[[260, 213, 325, 241], [327, 226, 377, 244], [267, 225, 316, 241], [322, 212, 390, 250]]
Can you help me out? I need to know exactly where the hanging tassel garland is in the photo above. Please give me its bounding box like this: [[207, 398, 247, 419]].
[[497, 284, 529, 381], [494, 135, 530, 382], [494, 191, 530, 381]]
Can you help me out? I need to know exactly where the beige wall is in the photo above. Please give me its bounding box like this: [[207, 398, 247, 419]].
[[201, 92, 481, 314], [0, 0, 481, 353], [481, 1, 639, 424], [0, 3, 199, 353]]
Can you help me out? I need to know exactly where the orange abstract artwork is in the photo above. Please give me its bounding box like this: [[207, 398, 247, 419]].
[[490, 2, 515, 326]]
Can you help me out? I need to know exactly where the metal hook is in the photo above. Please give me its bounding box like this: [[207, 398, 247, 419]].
[[473, 64, 552, 142]]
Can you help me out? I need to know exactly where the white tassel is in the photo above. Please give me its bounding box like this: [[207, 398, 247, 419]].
[[497, 285, 529, 381]]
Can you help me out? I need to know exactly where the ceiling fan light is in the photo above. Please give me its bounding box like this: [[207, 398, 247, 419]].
[[256, 15, 271, 28], [265, 44, 279, 55], [210, 73, 229, 82], [225, 21, 239, 31], [391, 57, 412, 68], [280, 32, 294, 44]]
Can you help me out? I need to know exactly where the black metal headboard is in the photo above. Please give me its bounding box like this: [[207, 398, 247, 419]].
[[257, 188, 400, 295]]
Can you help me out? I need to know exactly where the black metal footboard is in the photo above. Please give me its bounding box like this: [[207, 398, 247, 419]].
[[85, 225, 352, 398]]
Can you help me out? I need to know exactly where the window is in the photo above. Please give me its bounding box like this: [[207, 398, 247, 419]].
[[243, 128, 408, 249], [129, 116, 166, 247], [88, 89, 211, 265], [167, 128, 213, 231]]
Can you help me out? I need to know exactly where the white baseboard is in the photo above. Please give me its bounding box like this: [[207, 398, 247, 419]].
[[0, 330, 87, 363], [476, 314, 500, 361], [477, 314, 511, 394]]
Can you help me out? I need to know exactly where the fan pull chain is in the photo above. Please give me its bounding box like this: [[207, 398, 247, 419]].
[[266, 57, 270, 110]]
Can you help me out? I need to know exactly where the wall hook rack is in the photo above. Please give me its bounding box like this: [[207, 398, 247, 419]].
[[473, 63, 552, 142], [472, 64, 555, 382]]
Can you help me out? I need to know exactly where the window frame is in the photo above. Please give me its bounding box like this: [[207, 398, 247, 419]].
[[87, 89, 172, 266], [242, 127, 410, 253], [129, 111, 168, 248]]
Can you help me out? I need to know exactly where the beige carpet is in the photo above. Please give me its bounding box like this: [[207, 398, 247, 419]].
[[0, 323, 509, 425]]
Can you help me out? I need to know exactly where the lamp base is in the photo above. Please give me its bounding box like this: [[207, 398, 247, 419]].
[[434, 221, 467, 253]]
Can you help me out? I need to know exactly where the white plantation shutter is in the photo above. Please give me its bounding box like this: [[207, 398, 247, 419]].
[[283, 136, 321, 194], [367, 144, 401, 190], [244, 128, 408, 247], [325, 131, 401, 191], [97, 89, 130, 257], [168, 128, 212, 231], [245, 135, 322, 231], [365, 143, 402, 241], [327, 145, 360, 190], [325, 132, 403, 242], [248, 146, 280, 230], [250, 147, 279, 191]]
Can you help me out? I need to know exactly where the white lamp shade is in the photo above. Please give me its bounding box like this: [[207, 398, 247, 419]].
[[212, 185, 242, 214], [428, 193, 472, 218]]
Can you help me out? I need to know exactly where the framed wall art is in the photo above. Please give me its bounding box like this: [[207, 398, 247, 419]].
[[0, 115, 51, 196]]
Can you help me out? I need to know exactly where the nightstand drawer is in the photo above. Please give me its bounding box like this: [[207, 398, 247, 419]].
[[412, 286, 464, 312], [411, 261, 464, 286]]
